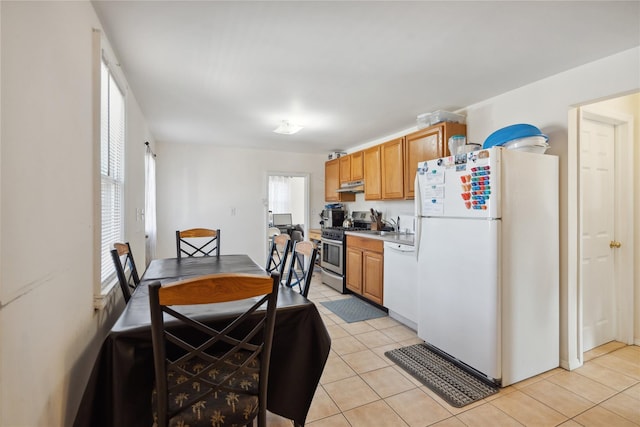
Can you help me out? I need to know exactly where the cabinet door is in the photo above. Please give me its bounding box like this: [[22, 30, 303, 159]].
[[404, 127, 442, 199], [364, 146, 381, 200], [325, 159, 340, 202], [325, 159, 355, 202], [381, 137, 405, 199], [345, 247, 363, 294], [441, 122, 468, 156], [339, 155, 352, 184], [403, 123, 466, 199], [363, 251, 384, 305], [351, 151, 364, 180]]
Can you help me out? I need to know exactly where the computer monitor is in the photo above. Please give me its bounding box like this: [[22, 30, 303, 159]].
[[272, 213, 293, 227]]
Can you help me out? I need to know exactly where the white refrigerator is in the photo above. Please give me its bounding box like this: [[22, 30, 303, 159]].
[[415, 146, 559, 386]]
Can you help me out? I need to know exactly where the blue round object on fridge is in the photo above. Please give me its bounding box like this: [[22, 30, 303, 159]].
[[482, 124, 548, 149]]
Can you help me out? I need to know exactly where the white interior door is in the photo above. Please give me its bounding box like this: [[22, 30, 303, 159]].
[[580, 118, 616, 352]]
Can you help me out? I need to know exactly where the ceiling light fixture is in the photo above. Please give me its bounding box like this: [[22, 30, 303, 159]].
[[273, 120, 303, 135]]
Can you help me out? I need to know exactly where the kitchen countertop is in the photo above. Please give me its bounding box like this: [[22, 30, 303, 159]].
[[308, 228, 322, 241], [345, 230, 415, 246]]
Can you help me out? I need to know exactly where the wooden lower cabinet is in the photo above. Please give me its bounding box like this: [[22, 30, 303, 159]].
[[345, 247, 363, 294], [362, 251, 383, 304], [345, 235, 384, 305]]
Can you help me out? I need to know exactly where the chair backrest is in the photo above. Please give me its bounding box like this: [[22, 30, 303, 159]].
[[285, 240, 318, 298], [265, 234, 291, 278], [291, 230, 303, 244], [175, 228, 220, 259], [149, 272, 280, 427], [110, 242, 140, 303], [267, 227, 281, 238]]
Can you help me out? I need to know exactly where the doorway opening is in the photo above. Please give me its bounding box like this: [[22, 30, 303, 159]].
[[568, 92, 637, 369], [266, 172, 310, 255]]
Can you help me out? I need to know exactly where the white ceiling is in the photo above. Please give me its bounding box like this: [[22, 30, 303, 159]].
[[91, 1, 640, 154]]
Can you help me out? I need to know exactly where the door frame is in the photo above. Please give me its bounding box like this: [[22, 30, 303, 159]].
[[265, 171, 310, 256], [567, 104, 635, 369]]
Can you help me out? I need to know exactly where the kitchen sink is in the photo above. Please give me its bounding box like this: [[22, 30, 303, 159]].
[[356, 229, 389, 235], [347, 229, 416, 245], [359, 230, 412, 237]]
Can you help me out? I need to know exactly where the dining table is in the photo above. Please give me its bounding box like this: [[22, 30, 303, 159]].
[[73, 254, 331, 427]]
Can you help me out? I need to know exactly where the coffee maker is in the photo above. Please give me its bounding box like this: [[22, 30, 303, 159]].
[[320, 209, 345, 228]]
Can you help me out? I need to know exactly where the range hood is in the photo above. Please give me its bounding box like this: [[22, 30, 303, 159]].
[[336, 180, 365, 193]]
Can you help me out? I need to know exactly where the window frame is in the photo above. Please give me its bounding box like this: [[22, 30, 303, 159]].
[[93, 29, 128, 308]]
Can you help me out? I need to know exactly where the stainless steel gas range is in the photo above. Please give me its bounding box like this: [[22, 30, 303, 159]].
[[320, 211, 372, 293]]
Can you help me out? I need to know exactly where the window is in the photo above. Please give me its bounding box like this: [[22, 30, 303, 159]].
[[100, 57, 125, 288], [268, 175, 305, 225]]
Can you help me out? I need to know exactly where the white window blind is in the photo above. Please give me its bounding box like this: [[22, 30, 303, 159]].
[[100, 58, 125, 287]]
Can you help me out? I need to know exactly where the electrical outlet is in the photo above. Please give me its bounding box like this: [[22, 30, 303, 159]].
[[231, 207, 236, 216]]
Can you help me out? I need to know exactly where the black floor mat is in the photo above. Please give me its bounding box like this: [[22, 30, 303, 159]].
[[320, 297, 387, 323], [385, 343, 499, 408]]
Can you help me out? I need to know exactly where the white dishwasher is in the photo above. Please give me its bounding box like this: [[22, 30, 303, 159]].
[[383, 241, 418, 330]]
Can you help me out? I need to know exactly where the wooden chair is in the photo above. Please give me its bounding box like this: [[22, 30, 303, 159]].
[[265, 234, 291, 279], [284, 241, 318, 298], [176, 228, 220, 259], [267, 227, 281, 239], [149, 272, 280, 427], [110, 242, 140, 303]]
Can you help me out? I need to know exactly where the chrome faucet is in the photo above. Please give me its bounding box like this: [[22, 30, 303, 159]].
[[384, 218, 400, 232]]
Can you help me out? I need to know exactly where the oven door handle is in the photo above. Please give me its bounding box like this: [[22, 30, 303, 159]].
[[321, 268, 343, 280], [322, 238, 343, 245]]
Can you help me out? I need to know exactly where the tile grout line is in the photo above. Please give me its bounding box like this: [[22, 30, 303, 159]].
[[305, 277, 640, 427]]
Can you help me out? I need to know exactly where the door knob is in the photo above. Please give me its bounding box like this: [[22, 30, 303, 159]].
[[609, 241, 622, 249]]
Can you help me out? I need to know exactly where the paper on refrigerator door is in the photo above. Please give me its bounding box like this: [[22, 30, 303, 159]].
[[422, 184, 444, 199], [424, 168, 444, 184], [417, 160, 446, 217], [421, 184, 445, 215], [422, 195, 444, 216]]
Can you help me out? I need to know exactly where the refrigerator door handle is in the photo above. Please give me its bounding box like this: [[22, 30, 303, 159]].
[[414, 171, 422, 260], [414, 171, 422, 218], [415, 218, 421, 261]]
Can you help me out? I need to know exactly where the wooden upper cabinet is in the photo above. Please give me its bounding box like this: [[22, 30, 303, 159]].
[[339, 155, 351, 184], [363, 146, 381, 200], [440, 122, 467, 156], [351, 151, 364, 181], [326, 122, 466, 202], [404, 122, 467, 199], [404, 127, 441, 199], [325, 158, 340, 202], [381, 137, 405, 199], [325, 158, 355, 202]]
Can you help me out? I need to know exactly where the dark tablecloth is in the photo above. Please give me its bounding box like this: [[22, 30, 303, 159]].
[[73, 255, 331, 427]]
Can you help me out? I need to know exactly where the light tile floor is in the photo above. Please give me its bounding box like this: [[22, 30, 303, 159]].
[[267, 273, 640, 426]]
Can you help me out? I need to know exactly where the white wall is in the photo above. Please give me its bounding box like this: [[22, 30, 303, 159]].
[[0, 2, 151, 425], [155, 142, 326, 265], [462, 48, 640, 368]]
